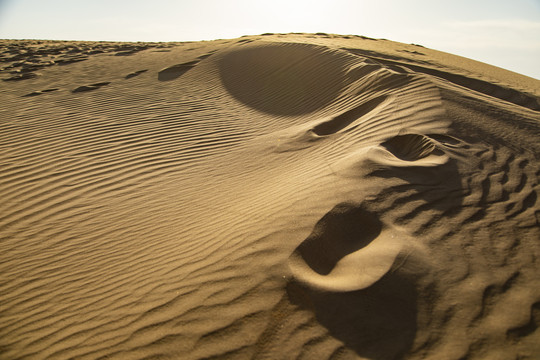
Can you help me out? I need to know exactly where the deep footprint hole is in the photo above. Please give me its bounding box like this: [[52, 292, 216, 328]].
[[381, 133, 439, 161], [296, 203, 382, 275]]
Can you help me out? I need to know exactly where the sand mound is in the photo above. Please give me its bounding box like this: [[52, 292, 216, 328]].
[[1, 34, 539, 360]]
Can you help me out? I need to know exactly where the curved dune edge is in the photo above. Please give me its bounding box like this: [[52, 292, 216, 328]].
[[1, 34, 539, 360]]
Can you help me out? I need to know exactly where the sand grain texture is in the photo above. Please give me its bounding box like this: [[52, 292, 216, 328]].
[[1, 34, 539, 359]]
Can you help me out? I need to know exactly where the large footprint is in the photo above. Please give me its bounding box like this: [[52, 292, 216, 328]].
[[288, 202, 417, 292]]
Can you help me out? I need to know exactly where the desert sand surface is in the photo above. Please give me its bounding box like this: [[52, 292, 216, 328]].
[[1, 33, 539, 359]]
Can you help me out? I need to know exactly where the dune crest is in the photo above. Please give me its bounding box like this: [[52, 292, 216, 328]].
[[1, 34, 539, 360]]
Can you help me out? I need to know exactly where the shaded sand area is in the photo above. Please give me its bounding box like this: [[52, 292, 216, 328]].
[[1, 33, 539, 359]]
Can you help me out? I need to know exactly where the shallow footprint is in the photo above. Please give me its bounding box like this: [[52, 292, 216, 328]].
[[125, 69, 148, 79], [158, 60, 199, 81], [23, 88, 58, 97], [72, 82, 111, 93], [312, 95, 388, 136]]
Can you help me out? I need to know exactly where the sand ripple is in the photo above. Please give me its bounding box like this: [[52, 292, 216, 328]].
[[1, 35, 539, 359]]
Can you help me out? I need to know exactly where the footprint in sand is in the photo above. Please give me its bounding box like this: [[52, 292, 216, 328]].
[[125, 69, 148, 79], [157, 52, 216, 81], [23, 88, 59, 97], [157, 60, 200, 81], [288, 203, 409, 292], [72, 82, 111, 93], [287, 180, 438, 295], [312, 95, 389, 136]]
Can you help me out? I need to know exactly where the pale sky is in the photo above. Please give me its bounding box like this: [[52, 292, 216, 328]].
[[1, 0, 539, 79]]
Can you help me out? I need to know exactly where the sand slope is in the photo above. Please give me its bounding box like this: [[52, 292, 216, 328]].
[[1, 33, 539, 359]]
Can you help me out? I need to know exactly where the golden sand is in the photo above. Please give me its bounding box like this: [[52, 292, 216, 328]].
[[1, 33, 539, 359]]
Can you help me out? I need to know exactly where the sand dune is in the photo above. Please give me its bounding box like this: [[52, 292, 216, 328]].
[[1, 33, 539, 359]]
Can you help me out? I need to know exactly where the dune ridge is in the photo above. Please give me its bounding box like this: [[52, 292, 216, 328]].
[[1, 33, 539, 359]]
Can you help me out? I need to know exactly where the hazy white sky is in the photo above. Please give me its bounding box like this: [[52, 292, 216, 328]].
[[1, 0, 539, 79]]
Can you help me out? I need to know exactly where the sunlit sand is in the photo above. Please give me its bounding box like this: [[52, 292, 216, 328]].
[[1, 33, 539, 359]]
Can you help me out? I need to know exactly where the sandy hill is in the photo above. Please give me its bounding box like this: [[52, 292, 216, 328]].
[[0, 33, 539, 360]]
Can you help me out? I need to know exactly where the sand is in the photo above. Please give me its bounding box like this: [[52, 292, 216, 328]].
[[0, 33, 539, 359]]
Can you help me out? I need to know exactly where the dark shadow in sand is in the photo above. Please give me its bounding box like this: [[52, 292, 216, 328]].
[[287, 271, 417, 359], [295, 204, 382, 276], [158, 61, 199, 81], [217, 43, 350, 116]]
